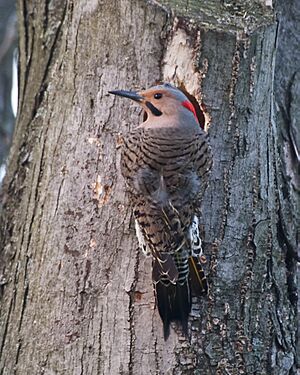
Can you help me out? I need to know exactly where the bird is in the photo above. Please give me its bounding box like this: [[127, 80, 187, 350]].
[[109, 83, 213, 340]]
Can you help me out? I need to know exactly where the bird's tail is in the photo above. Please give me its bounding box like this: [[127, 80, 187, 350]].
[[154, 278, 192, 340], [188, 256, 208, 295], [153, 255, 207, 340]]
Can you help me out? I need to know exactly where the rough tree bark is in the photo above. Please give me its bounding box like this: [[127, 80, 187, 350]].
[[274, 5, 300, 367], [0, 1, 297, 374]]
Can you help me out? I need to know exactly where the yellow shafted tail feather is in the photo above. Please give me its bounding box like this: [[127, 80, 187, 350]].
[[189, 256, 208, 295]]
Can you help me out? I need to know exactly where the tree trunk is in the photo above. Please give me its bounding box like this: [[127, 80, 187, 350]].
[[0, 1, 297, 374]]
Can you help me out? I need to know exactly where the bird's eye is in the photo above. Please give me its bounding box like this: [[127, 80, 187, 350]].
[[154, 93, 162, 99]]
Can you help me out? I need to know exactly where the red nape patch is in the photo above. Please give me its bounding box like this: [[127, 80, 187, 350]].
[[182, 100, 198, 123]]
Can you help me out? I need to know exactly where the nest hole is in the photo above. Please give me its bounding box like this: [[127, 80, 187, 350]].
[[178, 84, 205, 130]]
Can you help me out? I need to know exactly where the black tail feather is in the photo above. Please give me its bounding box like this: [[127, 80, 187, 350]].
[[155, 281, 192, 340]]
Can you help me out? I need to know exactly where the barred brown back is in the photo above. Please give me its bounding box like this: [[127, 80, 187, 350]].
[[121, 124, 212, 339]]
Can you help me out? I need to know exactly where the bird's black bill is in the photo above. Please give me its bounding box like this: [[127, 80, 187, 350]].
[[108, 90, 143, 102]]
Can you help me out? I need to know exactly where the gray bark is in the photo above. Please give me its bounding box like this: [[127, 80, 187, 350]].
[[274, 0, 300, 368], [0, 1, 297, 374]]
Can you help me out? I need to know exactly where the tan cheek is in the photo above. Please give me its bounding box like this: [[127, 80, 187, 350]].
[[161, 101, 177, 115]]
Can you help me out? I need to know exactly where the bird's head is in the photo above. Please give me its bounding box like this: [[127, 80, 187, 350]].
[[109, 83, 201, 129]]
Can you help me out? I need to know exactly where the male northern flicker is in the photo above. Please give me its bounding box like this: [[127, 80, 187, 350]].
[[109, 83, 213, 339]]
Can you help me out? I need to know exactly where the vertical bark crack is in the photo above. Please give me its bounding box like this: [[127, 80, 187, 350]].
[[128, 248, 140, 374]]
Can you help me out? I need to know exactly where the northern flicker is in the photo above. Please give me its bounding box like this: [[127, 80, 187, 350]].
[[109, 83, 213, 339]]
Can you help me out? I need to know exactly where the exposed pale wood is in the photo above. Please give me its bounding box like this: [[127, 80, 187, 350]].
[[0, 1, 297, 374]]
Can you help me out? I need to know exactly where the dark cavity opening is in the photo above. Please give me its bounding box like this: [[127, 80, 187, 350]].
[[178, 83, 205, 130], [143, 109, 148, 122]]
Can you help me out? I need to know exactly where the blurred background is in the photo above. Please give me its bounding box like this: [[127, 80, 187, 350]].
[[0, 0, 17, 183]]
